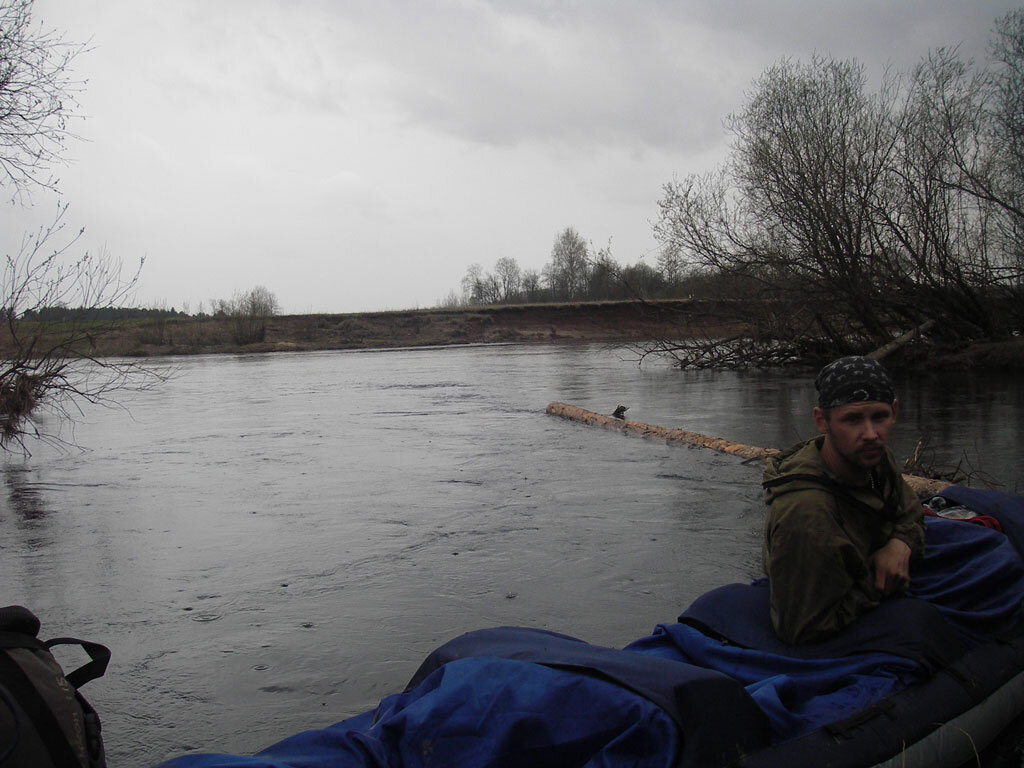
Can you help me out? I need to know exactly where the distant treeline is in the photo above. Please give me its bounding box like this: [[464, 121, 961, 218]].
[[19, 285, 280, 327], [19, 306, 190, 323], [448, 226, 703, 307]]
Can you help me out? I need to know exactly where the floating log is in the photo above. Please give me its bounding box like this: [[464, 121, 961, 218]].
[[545, 402, 779, 461], [545, 401, 953, 497]]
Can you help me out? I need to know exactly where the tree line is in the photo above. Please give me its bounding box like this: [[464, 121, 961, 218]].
[[451, 227, 699, 307], [14, 285, 281, 342], [19, 284, 280, 323], [19, 305, 190, 323]]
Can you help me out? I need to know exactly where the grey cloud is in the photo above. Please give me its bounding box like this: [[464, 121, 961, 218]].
[[339, 3, 742, 152], [306, 0, 1020, 154], [676, 0, 1021, 70]]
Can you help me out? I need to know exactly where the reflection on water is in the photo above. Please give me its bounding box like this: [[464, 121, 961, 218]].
[[0, 344, 1020, 766], [4, 468, 48, 521]]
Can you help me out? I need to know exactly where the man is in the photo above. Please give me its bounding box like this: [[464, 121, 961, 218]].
[[762, 356, 926, 645]]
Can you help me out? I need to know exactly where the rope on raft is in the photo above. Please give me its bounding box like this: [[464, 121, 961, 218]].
[[545, 401, 952, 498]]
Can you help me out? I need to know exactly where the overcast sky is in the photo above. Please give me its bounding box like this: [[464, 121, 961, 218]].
[[4, 1, 1020, 314]]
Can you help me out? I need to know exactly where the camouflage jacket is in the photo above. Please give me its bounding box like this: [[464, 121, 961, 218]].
[[762, 436, 925, 645]]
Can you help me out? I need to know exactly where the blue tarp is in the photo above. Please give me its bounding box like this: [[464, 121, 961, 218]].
[[156, 488, 1024, 768]]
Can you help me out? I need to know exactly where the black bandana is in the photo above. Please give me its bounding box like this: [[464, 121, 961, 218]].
[[815, 356, 895, 409]]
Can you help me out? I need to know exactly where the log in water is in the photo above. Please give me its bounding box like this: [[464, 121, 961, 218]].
[[545, 401, 953, 498]]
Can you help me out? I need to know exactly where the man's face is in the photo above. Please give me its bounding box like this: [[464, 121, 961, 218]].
[[813, 401, 898, 477]]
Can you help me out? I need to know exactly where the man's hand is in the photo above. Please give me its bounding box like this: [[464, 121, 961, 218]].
[[871, 538, 912, 596]]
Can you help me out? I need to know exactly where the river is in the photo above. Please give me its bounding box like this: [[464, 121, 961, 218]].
[[1, 343, 1021, 766]]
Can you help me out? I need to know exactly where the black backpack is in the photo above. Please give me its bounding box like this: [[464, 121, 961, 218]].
[[0, 606, 109, 768]]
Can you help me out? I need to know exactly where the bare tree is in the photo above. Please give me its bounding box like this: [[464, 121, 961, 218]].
[[1, 0, 164, 449], [976, 10, 1024, 225], [890, 47, 1007, 336], [544, 227, 589, 300], [729, 57, 903, 341], [216, 285, 280, 344], [493, 257, 521, 303], [968, 11, 1024, 323], [245, 284, 279, 317], [460, 263, 484, 304], [0, 0, 85, 198], [651, 41, 1024, 369], [1, 207, 159, 448], [586, 246, 620, 299], [436, 290, 463, 308], [460, 262, 503, 305], [520, 269, 543, 302]]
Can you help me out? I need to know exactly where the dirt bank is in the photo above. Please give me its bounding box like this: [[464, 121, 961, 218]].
[[111, 300, 742, 357], [12, 299, 1022, 369]]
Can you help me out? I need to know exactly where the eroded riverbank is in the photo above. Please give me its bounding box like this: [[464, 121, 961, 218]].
[[103, 300, 735, 358], [64, 300, 1024, 371]]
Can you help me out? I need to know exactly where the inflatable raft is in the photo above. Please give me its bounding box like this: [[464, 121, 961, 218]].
[[157, 486, 1024, 768]]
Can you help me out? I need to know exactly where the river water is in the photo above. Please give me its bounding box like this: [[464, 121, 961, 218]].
[[1, 343, 1021, 766]]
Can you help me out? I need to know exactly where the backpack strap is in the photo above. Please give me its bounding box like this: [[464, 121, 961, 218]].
[[74, 690, 107, 768], [0, 651, 84, 768], [43, 639, 111, 690]]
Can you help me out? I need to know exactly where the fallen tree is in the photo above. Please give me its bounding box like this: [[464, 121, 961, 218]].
[[867, 320, 936, 361]]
